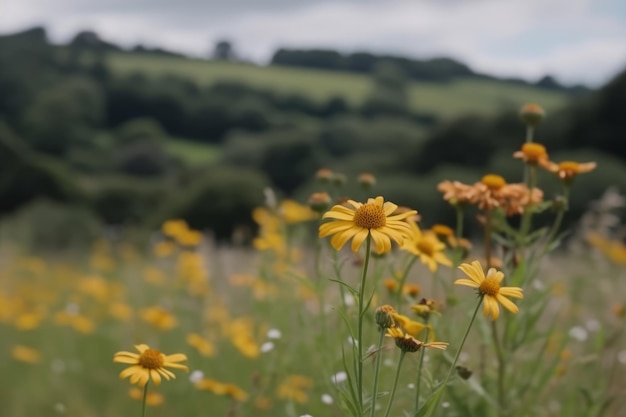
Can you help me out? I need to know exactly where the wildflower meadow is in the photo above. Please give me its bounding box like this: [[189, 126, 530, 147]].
[[2, 103, 625, 417]]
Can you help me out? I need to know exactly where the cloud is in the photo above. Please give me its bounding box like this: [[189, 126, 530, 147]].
[[1, 0, 625, 85]]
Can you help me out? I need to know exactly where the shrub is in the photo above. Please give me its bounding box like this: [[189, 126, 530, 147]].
[[147, 166, 269, 240], [0, 199, 103, 251]]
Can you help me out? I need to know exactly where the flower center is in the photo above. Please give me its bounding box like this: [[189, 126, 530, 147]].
[[353, 203, 387, 229], [139, 349, 164, 369], [481, 174, 506, 191], [479, 277, 501, 297], [558, 161, 580, 174], [521, 143, 547, 162], [416, 238, 436, 257]]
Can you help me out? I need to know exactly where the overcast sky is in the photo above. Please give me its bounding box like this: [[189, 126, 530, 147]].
[[2, 0, 625, 86]]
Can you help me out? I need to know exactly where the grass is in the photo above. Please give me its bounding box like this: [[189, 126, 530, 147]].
[[107, 53, 570, 120], [164, 139, 221, 167]]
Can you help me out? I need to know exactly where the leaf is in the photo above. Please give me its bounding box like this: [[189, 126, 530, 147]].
[[413, 385, 445, 417], [329, 278, 359, 297]]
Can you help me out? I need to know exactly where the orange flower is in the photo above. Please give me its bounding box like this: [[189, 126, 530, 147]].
[[437, 180, 475, 206], [513, 143, 549, 165], [541, 160, 597, 183]]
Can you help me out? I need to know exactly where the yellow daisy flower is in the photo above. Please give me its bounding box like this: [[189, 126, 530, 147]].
[[113, 344, 188, 387], [385, 327, 448, 353], [402, 222, 452, 272], [455, 261, 524, 320], [319, 196, 417, 254]]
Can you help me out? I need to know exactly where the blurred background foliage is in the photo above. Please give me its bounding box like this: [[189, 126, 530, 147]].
[[1, 27, 625, 248]]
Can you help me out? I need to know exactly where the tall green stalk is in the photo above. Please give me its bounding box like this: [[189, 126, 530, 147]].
[[369, 328, 387, 417], [396, 256, 417, 310], [357, 235, 373, 412], [415, 318, 428, 412], [383, 351, 406, 417], [491, 320, 506, 413], [141, 382, 148, 417], [441, 298, 483, 390]]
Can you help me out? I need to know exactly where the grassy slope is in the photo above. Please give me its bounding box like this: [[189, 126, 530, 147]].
[[108, 53, 569, 120], [164, 139, 221, 167]]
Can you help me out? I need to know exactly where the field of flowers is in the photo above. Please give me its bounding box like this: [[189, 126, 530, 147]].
[[1, 104, 625, 417]]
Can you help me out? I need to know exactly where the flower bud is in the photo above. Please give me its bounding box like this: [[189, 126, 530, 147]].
[[308, 192, 331, 213], [520, 103, 546, 126], [357, 173, 376, 190], [375, 305, 396, 329]]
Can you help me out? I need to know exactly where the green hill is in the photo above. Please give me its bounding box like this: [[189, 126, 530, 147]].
[[107, 53, 569, 120]]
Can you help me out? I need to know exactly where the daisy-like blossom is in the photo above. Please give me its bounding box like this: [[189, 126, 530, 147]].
[[391, 312, 433, 340], [385, 327, 448, 353], [437, 180, 475, 206], [471, 174, 507, 211], [513, 142, 549, 165], [540, 160, 597, 184], [455, 261, 523, 321], [113, 344, 188, 387], [319, 196, 417, 254], [401, 221, 452, 272], [499, 184, 544, 216]]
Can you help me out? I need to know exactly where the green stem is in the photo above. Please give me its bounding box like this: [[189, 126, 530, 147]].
[[414, 335, 427, 411], [396, 256, 418, 310], [357, 234, 373, 412], [525, 126, 534, 143], [332, 249, 348, 311], [369, 329, 387, 417], [544, 185, 570, 253], [491, 320, 506, 413], [519, 166, 537, 243], [441, 298, 483, 388], [383, 351, 406, 417], [455, 205, 465, 239], [484, 209, 493, 268], [141, 382, 148, 417]]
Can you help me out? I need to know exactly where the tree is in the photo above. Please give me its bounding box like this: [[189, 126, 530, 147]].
[[212, 40, 236, 61], [361, 61, 410, 116]]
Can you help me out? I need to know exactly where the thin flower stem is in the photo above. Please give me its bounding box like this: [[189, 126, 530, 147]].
[[484, 209, 493, 268], [491, 320, 506, 413], [442, 297, 483, 388], [525, 125, 534, 143], [369, 329, 387, 417], [543, 185, 570, 253], [382, 351, 406, 417], [414, 342, 426, 411], [519, 165, 537, 241], [141, 382, 148, 417], [357, 234, 373, 412], [396, 256, 417, 310], [332, 249, 348, 311], [523, 126, 534, 184], [455, 205, 464, 239]]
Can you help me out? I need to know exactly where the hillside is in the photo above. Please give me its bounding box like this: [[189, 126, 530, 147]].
[[107, 52, 569, 120]]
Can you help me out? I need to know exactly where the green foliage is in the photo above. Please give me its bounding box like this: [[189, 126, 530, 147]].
[[0, 153, 85, 215], [0, 199, 103, 250], [361, 61, 410, 117], [107, 53, 568, 120], [222, 129, 321, 194], [90, 177, 167, 224], [147, 166, 269, 239], [115, 118, 167, 144], [21, 76, 105, 155]]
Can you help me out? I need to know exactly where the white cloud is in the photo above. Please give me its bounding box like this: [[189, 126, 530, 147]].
[[1, 0, 625, 85]]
